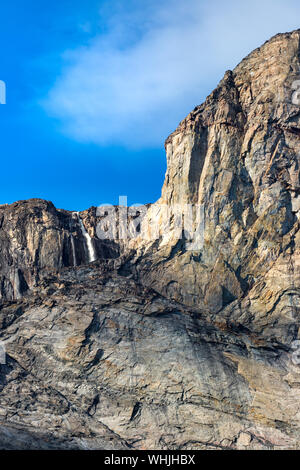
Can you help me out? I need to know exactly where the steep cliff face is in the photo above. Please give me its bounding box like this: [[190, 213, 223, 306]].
[[0, 30, 300, 450], [0, 199, 119, 301], [129, 30, 300, 342]]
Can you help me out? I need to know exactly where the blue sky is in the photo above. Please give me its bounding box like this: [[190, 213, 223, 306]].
[[1, 0, 300, 210]]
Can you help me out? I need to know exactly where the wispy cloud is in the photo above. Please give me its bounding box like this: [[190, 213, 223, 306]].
[[42, 0, 300, 148]]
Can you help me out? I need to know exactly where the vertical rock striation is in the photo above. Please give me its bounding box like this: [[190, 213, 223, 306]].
[[130, 30, 300, 339]]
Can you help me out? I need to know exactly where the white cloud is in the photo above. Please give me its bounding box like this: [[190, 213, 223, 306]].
[[43, 0, 300, 148]]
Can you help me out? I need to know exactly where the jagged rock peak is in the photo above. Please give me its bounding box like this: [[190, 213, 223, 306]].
[[165, 29, 300, 149], [162, 28, 300, 205]]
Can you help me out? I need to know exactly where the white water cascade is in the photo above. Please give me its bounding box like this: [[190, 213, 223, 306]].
[[74, 212, 97, 263], [70, 235, 77, 267]]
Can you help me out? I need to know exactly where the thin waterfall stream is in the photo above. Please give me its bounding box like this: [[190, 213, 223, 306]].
[[74, 212, 97, 263], [70, 235, 77, 267]]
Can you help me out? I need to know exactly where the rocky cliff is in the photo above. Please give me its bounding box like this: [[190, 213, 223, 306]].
[[0, 199, 119, 301], [0, 30, 300, 450]]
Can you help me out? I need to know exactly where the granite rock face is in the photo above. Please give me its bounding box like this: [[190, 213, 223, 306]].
[[0, 30, 300, 449], [132, 30, 300, 319]]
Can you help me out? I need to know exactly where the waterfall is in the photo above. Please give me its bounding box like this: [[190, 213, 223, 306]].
[[13, 270, 21, 300], [70, 235, 77, 267], [74, 212, 97, 263]]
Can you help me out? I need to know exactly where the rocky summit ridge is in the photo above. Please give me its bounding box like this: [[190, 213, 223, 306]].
[[0, 30, 300, 450]]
